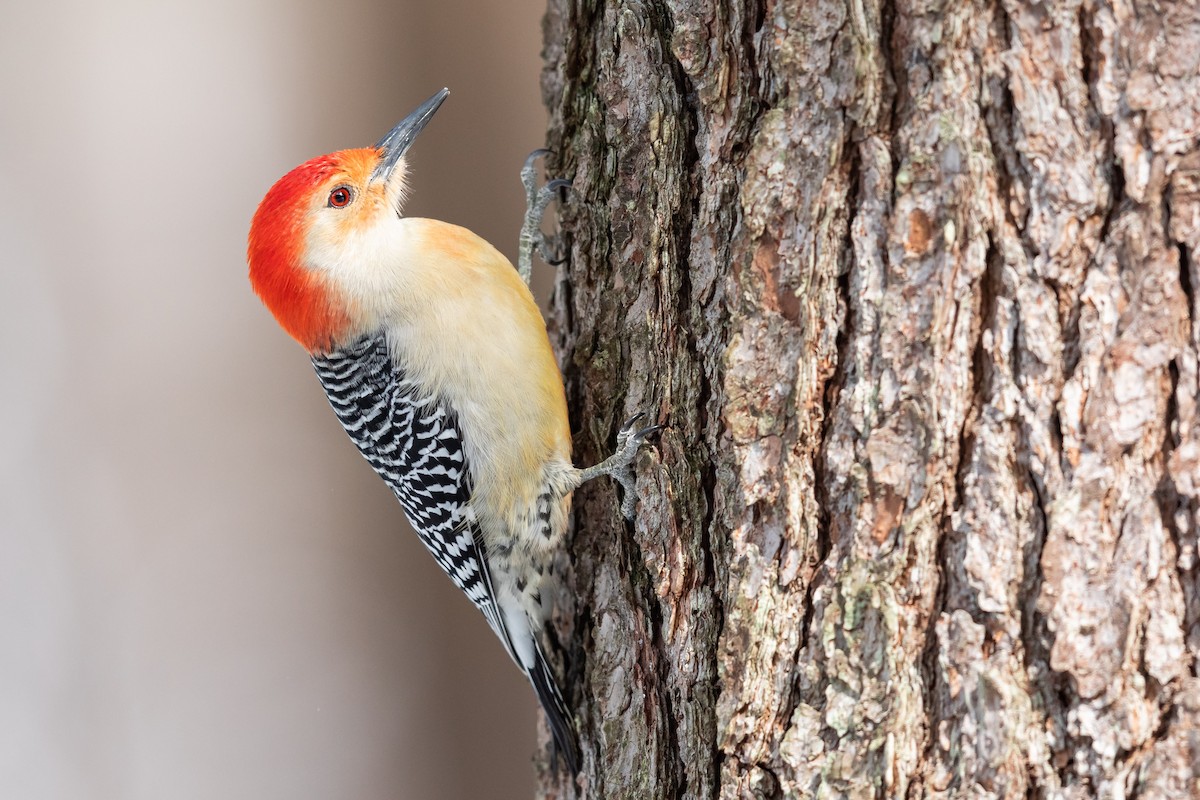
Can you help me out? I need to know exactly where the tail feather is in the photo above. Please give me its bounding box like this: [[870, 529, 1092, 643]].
[[528, 637, 579, 775]]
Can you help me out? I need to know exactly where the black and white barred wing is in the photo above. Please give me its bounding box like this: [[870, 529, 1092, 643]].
[[311, 336, 518, 661]]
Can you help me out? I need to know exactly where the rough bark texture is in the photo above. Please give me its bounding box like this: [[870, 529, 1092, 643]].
[[536, 0, 1200, 797]]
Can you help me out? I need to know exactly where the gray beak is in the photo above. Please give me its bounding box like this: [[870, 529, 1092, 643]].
[[370, 88, 449, 183]]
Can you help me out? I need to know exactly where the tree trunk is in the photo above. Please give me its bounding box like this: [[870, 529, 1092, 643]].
[[535, 0, 1200, 797]]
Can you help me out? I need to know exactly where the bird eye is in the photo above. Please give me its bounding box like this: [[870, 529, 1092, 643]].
[[328, 186, 354, 208]]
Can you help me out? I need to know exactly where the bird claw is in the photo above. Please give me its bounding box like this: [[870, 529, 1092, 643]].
[[534, 180, 571, 265], [522, 148, 553, 181], [577, 411, 662, 520], [521, 149, 553, 199], [615, 412, 661, 453], [614, 464, 638, 519], [518, 150, 570, 285]]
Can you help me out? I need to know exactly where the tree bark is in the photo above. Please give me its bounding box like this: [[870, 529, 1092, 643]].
[[536, 0, 1200, 797]]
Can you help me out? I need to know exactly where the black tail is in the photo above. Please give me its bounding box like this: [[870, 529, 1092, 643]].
[[528, 637, 579, 774]]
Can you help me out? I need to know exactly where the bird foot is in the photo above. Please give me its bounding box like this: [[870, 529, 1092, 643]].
[[575, 413, 662, 519], [518, 149, 570, 285]]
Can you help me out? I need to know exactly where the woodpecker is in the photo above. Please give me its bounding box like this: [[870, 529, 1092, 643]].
[[247, 89, 657, 773]]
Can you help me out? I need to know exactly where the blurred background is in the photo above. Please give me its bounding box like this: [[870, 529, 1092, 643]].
[[1, 1, 551, 797]]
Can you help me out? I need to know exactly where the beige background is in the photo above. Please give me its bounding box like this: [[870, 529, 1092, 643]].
[[1, 1, 550, 797]]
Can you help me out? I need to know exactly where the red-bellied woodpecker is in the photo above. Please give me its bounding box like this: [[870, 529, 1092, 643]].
[[247, 89, 658, 773]]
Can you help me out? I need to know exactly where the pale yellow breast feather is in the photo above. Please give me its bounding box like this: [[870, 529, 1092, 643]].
[[360, 217, 573, 530]]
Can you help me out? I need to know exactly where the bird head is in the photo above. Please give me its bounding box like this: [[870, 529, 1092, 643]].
[[248, 89, 449, 353]]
